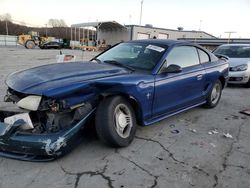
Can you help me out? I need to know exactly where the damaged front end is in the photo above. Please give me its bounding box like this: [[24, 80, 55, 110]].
[[0, 89, 97, 161]]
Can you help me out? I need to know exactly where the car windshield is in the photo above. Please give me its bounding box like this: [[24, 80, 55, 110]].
[[214, 45, 250, 58], [96, 42, 167, 71]]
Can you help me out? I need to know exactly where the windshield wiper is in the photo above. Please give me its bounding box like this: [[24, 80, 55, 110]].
[[104, 60, 135, 71]]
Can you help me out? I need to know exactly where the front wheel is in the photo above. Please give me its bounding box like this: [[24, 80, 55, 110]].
[[95, 96, 136, 147], [245, 78, 250, 88], [204, 80, 222, 108], [25, 40, 35, 49]]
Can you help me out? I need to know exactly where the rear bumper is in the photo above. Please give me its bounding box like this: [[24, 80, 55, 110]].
[[0, 109, 95, 161]]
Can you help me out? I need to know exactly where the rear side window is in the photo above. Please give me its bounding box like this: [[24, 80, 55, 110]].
[[166, 46, 200, 68], [198, 49, 210, 63]]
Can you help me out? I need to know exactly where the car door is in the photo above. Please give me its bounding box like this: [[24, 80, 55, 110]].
[[152, 45, 206, 117]]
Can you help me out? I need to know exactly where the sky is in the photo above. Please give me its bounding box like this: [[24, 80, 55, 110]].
[[0, 0, 250, 38]]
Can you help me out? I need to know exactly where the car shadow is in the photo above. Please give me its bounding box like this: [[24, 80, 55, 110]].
[[227, 83, 249, 89]]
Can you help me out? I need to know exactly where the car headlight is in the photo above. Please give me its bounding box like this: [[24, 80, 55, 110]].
[[17, 96, 42, 111], [231, 64, 248, 71]]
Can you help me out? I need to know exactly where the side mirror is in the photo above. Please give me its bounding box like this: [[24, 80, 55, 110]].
[[161, 64, 182, 73]]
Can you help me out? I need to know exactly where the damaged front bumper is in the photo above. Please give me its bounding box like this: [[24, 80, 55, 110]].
[[0, 109, 95, 161]]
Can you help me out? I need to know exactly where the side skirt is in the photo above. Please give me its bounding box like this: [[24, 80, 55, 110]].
[[144, 101, 206, 126]]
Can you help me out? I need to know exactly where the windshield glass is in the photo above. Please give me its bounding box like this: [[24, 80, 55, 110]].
[[214, 45, 250, 58], [96, 42, 167, 70]]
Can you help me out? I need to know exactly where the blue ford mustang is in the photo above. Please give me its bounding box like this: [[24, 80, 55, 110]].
[[0, 39, 229, 161]]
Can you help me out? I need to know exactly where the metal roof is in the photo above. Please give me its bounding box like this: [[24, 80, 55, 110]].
[[71, 21, 127, 30], [128, 39, 189, 46], [179, 38, 250, 45]]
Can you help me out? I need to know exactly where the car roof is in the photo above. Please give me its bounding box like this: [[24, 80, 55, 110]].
[[219, 44, 250, 47], [127, 39, 192, 47]]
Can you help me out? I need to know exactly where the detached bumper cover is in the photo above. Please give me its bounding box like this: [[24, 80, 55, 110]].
[[0, 109, 95, 161]]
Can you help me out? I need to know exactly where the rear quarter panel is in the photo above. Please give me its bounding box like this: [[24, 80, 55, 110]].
[[202, 58, 229, 95]]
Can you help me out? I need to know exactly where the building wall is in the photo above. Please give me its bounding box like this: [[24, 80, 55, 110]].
[[131, 26, 214, 40], [96, 25, 215, 47], [97, 29, 130, 46]]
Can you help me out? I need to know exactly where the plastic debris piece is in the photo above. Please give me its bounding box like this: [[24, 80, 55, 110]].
[[169, 124, 175, 128], [208, 129, 219, 135], [240, 109, 250, 116], [190, 129, 197, 133], [210, 143, 216, 148], [56, 54, 76, 63], [171, 130, 180, 134], [212, 129, 219, 134], [223, 133, 233, 139]]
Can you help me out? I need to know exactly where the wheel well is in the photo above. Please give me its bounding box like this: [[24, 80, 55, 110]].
[[99, 93, 143, 125], [219, 76, 226, 88]]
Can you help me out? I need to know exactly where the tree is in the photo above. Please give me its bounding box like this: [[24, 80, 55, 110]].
[[0, 13, 11, 35], [0, 13, 12, 21], [48, 18, 67, 27]]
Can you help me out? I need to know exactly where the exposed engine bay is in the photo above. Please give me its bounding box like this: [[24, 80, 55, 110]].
[[1, 88, 96, 135]]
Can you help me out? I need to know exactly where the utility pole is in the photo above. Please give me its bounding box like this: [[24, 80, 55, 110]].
[[225, 31, 236, 44], [198, 20, 202, 31], [45, 24, 47, 37], [5, 20, 8, 35], [139, 0, 144, 25], [70, 27, 72, 41]]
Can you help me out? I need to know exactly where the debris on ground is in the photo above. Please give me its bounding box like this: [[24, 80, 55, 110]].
[[56, 53, 76, 63], [210, 143, 216, 148], [208, 129, 219, 135], [169, 124, 175, 128], [240, 109, 250, 116], [189, 129, 197, 133], [223, 133, 233, 139], [170, 130, 180, 134]]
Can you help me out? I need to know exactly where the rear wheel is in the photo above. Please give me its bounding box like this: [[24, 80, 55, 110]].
[[205, 80, 222, 108], [95, 96, 136, 147]]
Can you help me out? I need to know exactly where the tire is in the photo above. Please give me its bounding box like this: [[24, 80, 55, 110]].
[[95, 96, 136, 147], [245, 78, 250, 88], [204, 80, 222, 108], [25, 40, 35, 49]]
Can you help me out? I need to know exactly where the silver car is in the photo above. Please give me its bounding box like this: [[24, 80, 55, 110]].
[[213, 44, 250, 87]]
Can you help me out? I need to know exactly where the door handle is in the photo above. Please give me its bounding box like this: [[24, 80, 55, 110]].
[[197, 74, 203, 80]]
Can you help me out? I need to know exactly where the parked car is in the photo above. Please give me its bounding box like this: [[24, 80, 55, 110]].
[[213, 44, 250, 87], [39, 41, 63, 49], [0, 39, 229, 161]]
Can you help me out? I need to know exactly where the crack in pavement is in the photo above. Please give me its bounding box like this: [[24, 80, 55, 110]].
[[192, 165, 210, 177], [0, 159, 4, 166], [213, 121, 244, 188], [135, 136, 185, 165], [226, 164, 250, 174], [59, 163, 114, 188], [235, 150, 250, 156], [134, 136, 212, 181], [26, 168, 42, 188], [115, 149, 159, 188]]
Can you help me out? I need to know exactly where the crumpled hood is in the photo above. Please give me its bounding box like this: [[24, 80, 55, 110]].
[[228, 58, 250, 67], [6, 62, 129, 95]]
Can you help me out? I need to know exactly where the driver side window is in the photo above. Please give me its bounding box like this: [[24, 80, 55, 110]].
[[162, 46, 200, 70]]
